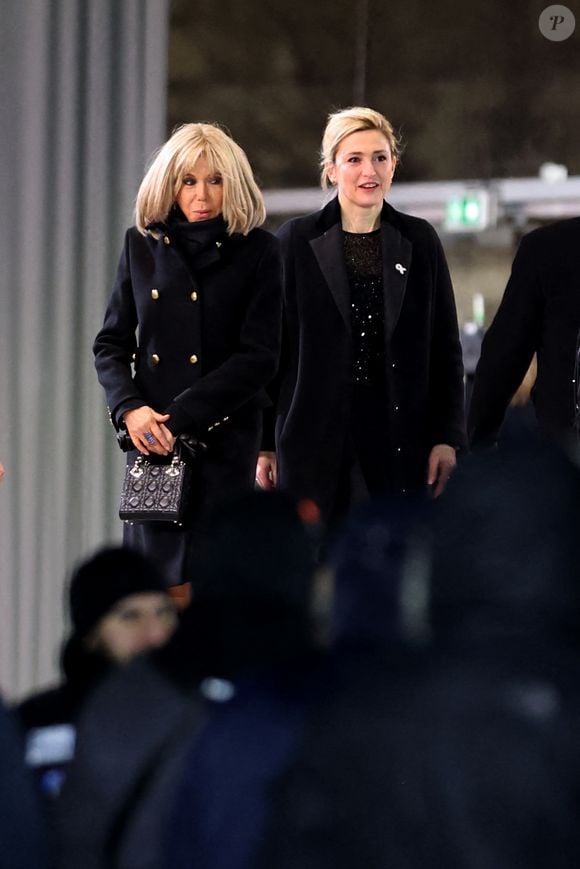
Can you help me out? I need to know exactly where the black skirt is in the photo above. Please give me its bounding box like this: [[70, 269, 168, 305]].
[[123, 407, 262, 587]]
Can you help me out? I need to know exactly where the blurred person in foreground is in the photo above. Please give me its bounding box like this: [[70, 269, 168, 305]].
[[16, 546, 177, 799], [469, 218, 580, 449], [56, 490, 319, 869], [256, 432, 580, 869], [164, 493, 429, 869], [257, 106, 465, 521], [93, 123, 282, 592], [0, 698, 50, 869]]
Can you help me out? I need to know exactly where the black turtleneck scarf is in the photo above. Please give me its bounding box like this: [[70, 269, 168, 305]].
[[166, 207, 228, 271]]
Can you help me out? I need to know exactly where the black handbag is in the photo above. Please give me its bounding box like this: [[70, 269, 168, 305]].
[[118, 436, 204, 524]]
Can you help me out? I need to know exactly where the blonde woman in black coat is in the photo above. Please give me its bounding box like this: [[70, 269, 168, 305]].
[[258, 107, 465, 524], [94, 124, 283, 586]]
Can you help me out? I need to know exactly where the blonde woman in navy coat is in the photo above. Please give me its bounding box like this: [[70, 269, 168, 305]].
[[94, 124, 282, 586], [257, 108, 465, 524]]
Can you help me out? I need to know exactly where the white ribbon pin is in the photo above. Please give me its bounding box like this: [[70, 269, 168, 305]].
[[395, 263, 407, 274]]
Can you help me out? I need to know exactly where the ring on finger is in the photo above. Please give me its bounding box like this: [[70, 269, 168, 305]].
[[144, 431, 156, 445]]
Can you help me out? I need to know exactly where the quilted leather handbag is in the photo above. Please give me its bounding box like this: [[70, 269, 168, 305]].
[[119, 445, 191, 525]]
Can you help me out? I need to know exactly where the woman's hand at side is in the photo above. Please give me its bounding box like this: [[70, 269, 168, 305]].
[[427, 444, 457, 498], [123, 407, 176, 456], [256, 451, 277, 489]]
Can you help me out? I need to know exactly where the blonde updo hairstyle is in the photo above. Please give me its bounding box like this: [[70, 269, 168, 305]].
[[320, 106, 402, 190], [135, 122, 266, 236]]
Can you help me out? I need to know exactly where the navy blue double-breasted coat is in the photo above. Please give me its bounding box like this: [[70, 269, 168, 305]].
[[94, 222, 282, 583], [272, 198, 466, 519]]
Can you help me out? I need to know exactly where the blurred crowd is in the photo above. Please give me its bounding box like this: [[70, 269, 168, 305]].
[[2, 416, 580, 868]]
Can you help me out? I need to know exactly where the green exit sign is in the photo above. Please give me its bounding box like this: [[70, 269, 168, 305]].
[[445, 190, 492, 231]]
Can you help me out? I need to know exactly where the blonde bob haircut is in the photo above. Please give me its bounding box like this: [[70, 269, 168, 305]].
[[320, 106, 402, 190], [135, 123, 266, 236]]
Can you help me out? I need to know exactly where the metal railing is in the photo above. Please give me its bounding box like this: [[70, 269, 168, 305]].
[[263, 176, 580, 228]]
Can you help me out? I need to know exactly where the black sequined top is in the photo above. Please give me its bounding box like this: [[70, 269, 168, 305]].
[[343, 230, 385, 384]]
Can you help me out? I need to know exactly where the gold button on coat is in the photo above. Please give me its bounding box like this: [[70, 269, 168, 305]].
[[163, 236, 171, 245], [190, 291, 198, 302], [152, 354, 160, 364], [189, 354, 198, 364], [151, 289, 159, 300]]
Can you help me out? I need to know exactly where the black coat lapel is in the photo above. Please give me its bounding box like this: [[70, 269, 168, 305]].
[[380, 221, 412, 342], [308, 198, 412, 336], [309, 223, 351, 329]]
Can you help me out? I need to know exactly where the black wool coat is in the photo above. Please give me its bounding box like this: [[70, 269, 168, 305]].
[[469, 218, 580, 448], [272, 198, 466, 518], [94, 222, 282, 582]]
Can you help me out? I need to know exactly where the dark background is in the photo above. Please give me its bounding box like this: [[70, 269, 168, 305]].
[[168, 0, 580, 189]]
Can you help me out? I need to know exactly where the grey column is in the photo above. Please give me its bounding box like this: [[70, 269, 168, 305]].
[[0, 0, 169, 698]]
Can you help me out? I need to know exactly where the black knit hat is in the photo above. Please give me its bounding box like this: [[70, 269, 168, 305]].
[[68, 546, 169, 639]]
